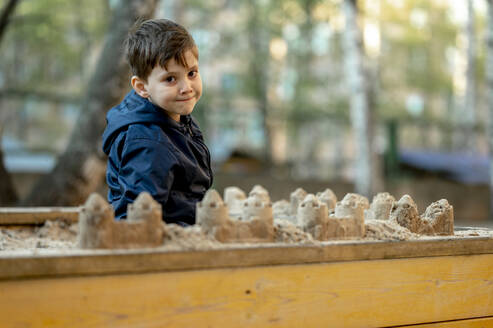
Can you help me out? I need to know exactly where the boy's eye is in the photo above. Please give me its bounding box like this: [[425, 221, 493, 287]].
[[165, 76, 175, 83], [188, 70, 198, 78]]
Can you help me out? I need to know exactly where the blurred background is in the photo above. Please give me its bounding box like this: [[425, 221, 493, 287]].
[[1, 0, 492, 226]]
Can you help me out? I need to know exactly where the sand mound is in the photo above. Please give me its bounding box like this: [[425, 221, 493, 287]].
[[162, 224, 221, 250], [274, 219, 315, 244], [364, 219, 419, 241], [0, 220, 78, 250]]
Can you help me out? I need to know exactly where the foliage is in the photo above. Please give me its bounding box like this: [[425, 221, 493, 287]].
[[377, 0, 457, 120], [0, 0, 488, 153], [0, 0, 109, 150], [0, 0, 108, 94]]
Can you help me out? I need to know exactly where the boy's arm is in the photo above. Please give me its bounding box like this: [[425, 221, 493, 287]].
[[116, 139, 177, 218]]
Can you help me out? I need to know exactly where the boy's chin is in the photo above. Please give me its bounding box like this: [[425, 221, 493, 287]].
[[180, 107, 195, 116], [164, 107, 194, 117]]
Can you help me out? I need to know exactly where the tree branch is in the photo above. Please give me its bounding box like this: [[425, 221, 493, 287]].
[[0, 0, 20, 44]]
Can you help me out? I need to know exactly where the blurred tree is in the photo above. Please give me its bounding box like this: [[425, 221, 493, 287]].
[[342, 0, 383, 197], [291, 0, 317, 163], [0, 0, 110, 159], [0, 0, 19, 44], [487, 0, 493, 220], [3, 0, 486, 205], [291, 0, 329, 117], [21, 0, 159, 205], [378, 1, 456, 122], [1, 0, 108, 98], [464, 0, 477, 150], [247, 0, 272, 163], [0, 0, 21, 205]]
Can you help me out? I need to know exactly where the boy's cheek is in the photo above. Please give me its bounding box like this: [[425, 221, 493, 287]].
[[195, 82, 203, 99], [195, 91, 202, 102]]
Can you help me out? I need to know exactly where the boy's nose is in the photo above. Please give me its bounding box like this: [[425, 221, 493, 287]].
[[179, 80, 193, 94]]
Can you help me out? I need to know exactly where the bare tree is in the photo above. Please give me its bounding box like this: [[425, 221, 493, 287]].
[[21, 0, 159, 205], [0, 0, 21, 205], [342, 0, 383, 197], [487, 0, 493, 220]]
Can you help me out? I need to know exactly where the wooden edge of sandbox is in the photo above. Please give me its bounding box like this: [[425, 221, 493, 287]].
[[0, 234, 492, 280], [0, 207, 80, 225]]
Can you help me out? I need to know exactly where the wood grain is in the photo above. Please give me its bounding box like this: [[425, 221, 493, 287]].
[[0, 254, 492, 328], [399, 316, 493, 327]]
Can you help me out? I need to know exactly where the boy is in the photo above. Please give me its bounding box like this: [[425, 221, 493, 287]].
[[102, 19, 213, 225]]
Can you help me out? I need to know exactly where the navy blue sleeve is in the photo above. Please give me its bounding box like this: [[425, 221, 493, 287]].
[[113, 138, 177, 219]]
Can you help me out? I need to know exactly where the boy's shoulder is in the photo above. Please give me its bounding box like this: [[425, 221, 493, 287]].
[[125, 122, 172, 145], [103, 90, 175, 152], [118, 123, 178, 163]]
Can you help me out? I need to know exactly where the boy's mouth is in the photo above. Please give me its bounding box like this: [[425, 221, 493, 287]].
[[176, 97, 194, 102]]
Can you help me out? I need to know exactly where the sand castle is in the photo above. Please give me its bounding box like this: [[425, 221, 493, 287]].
[[78, 192, 165, 249], [223, 186, 247, 216], [290, 188, 307, 215], [297, 194, 329, 240], [196, 186, 274, 243], [316, 188, 337, 212], [78, 185, 454, 249], [195, 189, 229, 234], [271, 188, 367, 240], [326, 193, 367, 239], [365, 192, 395, 221], [421, 199, 454, 235], [386, 195, 454, 236]]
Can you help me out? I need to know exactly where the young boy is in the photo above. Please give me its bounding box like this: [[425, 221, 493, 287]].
[[102, 19, 213, 225]]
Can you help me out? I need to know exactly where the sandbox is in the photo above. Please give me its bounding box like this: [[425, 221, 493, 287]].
[[0, 186, 492, 327]]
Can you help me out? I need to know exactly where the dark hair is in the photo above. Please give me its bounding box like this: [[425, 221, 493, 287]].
[[124, 19, 198, 80]]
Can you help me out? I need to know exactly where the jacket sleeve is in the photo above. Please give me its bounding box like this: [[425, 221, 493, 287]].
[[115, 138, 177, 218]]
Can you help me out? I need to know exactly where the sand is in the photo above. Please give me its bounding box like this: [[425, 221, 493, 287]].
[[162, 224, 221, 250], [453, 226, 493, 238], [0, 220, 78, 251], [364, 219, 419, 241], [273, 219, 315, 244], [1, 217, 492, 251]]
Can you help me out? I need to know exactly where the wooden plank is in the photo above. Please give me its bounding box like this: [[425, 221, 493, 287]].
[[397, 316, 493, 327], [0, 254, 492, 328], [0, 207, 80, 225], [0, 236, 492, 280]]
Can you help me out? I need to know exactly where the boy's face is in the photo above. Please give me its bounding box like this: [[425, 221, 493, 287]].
[[132, 49, 202, 122]]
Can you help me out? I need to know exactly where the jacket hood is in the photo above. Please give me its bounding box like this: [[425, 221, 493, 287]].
[[102, 90, 194, 155]]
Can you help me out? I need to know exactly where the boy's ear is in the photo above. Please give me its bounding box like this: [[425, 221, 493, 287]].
[[131, 76, 149, 98]]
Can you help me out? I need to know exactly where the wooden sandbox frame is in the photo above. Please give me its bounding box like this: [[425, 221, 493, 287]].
[[0, 208, 492, 327]]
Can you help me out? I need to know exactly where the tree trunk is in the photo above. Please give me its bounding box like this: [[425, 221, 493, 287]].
[[342, 0, 383, 198], [22, 0, 159, 206], [247, 0, 272, 164], [486, 0, 493, 220], [465, 0, 477, 151], [0, 0, 21, 205], [0, 128, 18, 205]]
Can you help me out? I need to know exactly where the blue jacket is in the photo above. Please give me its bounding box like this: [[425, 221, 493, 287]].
[[102, 90, 213, 224]]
